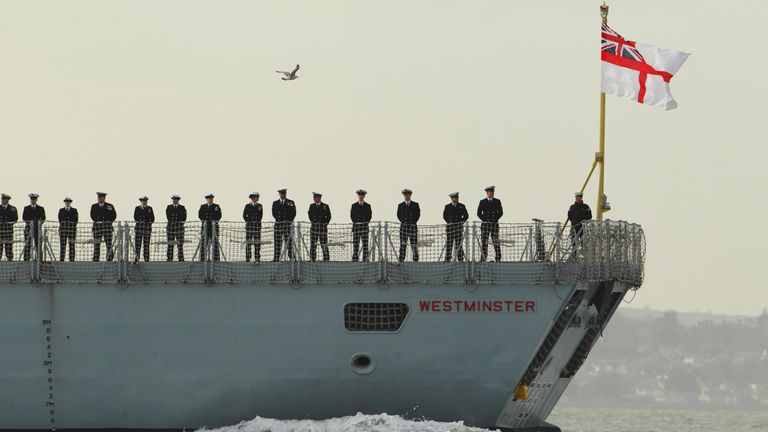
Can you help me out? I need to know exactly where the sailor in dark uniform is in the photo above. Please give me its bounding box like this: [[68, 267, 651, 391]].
[[0, 194, 18, 261], [443, 192, 469, 262], [58, 197, 78, 262], [198, 194, 222, 261], [350, 189, 372, 262], [165, 194, 186, 261], [272, 189, 296, 261], [243, 192, 263, 262], [90, 192, 117, 261], [568, 191, 592, 246], [133, 196, 155, 262], [397, 189, 420, 262], [307, 192, 331, 262], [477, 186, 503, 262], [22, 193, 46, 261]]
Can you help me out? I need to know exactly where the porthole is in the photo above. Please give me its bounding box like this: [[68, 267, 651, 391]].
[[350, 353, 375, 375]]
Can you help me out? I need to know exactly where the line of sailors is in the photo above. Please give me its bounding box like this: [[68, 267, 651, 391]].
[[0, 187, 592, 263]]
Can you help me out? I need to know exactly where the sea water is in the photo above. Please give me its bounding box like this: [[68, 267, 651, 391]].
[[196, 408, 768, 432]]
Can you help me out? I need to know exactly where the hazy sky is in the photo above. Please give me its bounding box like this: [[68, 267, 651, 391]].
[[1, 1, 766, 315]]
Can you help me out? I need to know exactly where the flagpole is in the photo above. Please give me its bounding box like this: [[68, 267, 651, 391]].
[[546, 4, 611, 260], [546, 4, 612, 261], [596, 3, 609, 221]]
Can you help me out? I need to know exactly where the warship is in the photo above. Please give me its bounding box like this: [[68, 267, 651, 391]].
[[0, 217, 645, 431]]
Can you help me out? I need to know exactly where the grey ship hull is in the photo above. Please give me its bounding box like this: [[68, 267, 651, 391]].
[[0, 219, 645, 430], [0, 273, 630, 430]]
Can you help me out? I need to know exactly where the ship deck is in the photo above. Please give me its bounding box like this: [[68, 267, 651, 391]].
[[0, 220, 644, 286]]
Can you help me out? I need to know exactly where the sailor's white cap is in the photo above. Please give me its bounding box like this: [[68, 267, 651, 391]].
[[205, 193, 214, 198], [356, 189, 367, 195], [171, 194, 181, 199], [28, 193, 39, 199], [401, 188, 413, 195], [312, 192, 322, 197], [249, 192, 260, 197], [138, 195, 149, 200], [63, 196, 73, 202], [574, 191, 584, 196], [449, 192, 459, 198], [484, 185, 495, 192]]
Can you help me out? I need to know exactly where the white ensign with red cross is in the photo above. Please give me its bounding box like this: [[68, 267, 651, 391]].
[[601, 23, 689, 110]]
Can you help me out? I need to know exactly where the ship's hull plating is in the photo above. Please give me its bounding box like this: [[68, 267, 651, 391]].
[[0, 280, 630, 430]]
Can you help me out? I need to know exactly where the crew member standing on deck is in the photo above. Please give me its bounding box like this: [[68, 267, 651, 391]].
[[133, 196, 154, 262], [397, 189, 420, 262], [166, 194, 186, 261], [0, 194, 17, 261], [568, 191, 592, 245], [22, 193, 46, 261], [58, 197, 78, 261], [350, 189, 372, 262], [199, 194, 222, 261], [243, 192, 263, 262], [0, 194, 18, 261], [308, 192, 331, 262], [443, 192, 469, 262], [272, 189, 296, 261], [90, 192, 117, 261], [477, 186, 503, 262]]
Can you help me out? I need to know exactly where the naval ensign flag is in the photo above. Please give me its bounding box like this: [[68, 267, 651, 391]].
[[601, 23, 689, 110]]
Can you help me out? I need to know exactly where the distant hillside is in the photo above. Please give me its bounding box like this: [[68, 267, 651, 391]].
[[560, 308, 768, 410], [618, 307, 764, 327]]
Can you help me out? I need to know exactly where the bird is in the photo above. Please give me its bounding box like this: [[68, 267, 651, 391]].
[[276, 64, 300, 81]]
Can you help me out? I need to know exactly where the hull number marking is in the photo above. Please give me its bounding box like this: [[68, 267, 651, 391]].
[[41, 319, 56, 429]]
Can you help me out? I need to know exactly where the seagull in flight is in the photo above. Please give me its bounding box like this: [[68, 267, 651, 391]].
[[276, 64, 300, 81]]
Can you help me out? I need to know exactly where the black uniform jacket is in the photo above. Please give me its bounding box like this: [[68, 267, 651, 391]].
[[397, 201, 421, 225], [477, 198, 503, 222], [443, 202, 469, 224], [22, 205, 46, 222], [198, 203, 222, 221], [134, 206, 155, 224], [350, 201, 372, 223], [90, 202, 117, 223], [272, 199, 296, 222], [58, 207, 79, 226], [243, 203, 263, 223], [568, 202, 592, 226], [308, 203, 332, 224], [166, 204, 187, 224], [0, 205, 19, 226]]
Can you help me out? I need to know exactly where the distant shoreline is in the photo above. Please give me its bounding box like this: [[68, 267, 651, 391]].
[[556, 402, 768, 412]]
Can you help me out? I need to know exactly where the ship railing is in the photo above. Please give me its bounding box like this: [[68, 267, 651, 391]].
[[294, 222, 383, 284], [379, 222, 468, 284], [0, 220, 645, 286], [0, 221, 34, 282], [122, 221, 206, 283], [37, 221, 123, 283], [467, 220, 573, 284], [580, 220, 646, 287], [378, 221, 565, 284]]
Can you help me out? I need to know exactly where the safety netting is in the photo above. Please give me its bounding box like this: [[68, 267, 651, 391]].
[[0, 220, 645, 286]]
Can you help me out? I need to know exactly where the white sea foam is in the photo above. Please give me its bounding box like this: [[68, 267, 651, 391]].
[[195, 413, 495, 432], [195, 408, 768, 432]]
